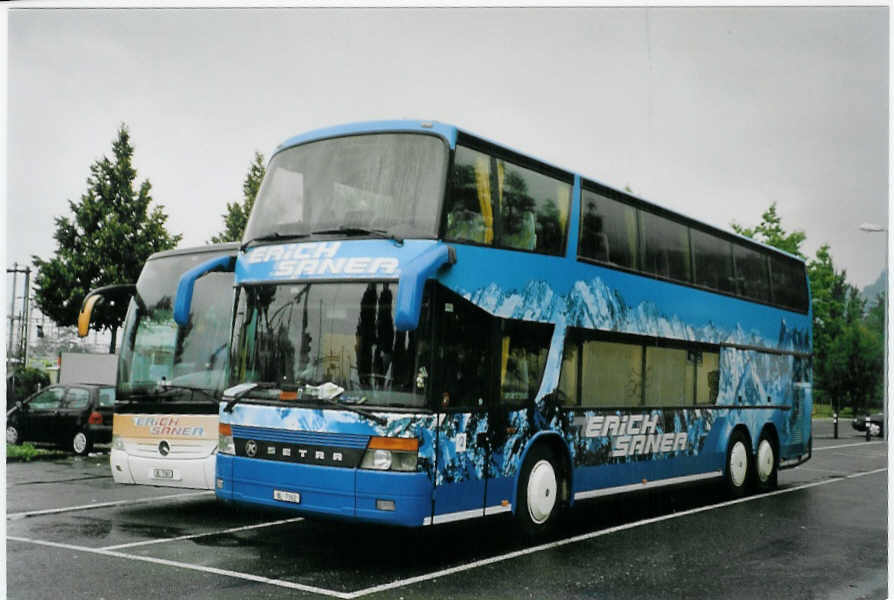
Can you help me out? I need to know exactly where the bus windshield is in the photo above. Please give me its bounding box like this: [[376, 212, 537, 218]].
[[230, 282, 429, 408], [117, 253, 234, 401], [243, 133, 448, 242]]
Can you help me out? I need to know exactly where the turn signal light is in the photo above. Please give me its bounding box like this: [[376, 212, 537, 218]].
[[88, 411, 103, 425], [219, 423, 234, 455], [367, 436, 419, 452]]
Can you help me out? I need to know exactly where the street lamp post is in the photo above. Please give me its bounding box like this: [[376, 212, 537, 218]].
[[859, 223, 888, 441]]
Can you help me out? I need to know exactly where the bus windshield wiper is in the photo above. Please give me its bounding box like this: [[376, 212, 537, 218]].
[[154, 383, 219, 405], [312, 226, 403, 246], [300, 381, 388, 426], [223, 382, 279, 413], [240, 231, 311, 253]]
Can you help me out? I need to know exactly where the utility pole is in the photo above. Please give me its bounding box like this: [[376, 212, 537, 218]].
[[6, 264, 32, 368], [7, 262, 18, 359]]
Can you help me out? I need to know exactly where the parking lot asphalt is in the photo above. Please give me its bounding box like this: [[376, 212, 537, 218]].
[[6, 420, 888, 599]]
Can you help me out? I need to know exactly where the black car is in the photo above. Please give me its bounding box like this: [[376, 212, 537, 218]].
[[6, 383, 115, 455], [852, 413, 884, 437]]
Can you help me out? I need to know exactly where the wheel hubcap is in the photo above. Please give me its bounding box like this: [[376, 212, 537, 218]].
[[73, 432, 87, 453], [527, 459, 558, 524], [6, 427, 17, 444], [757, 439, 774, 483], [729, 441, 748, 488]]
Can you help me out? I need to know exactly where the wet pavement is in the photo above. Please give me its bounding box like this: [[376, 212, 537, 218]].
[[6, 420, 887, 599]]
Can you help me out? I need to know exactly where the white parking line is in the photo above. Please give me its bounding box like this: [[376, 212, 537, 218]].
[[7, 491, 213, 520], [345, 466, 889, 598], [794, 466, 847, 475], [813, 441, 885, 452], [101, 516, 305, 550], [6, 536, 354, 599], [8, 467, 886, 599]]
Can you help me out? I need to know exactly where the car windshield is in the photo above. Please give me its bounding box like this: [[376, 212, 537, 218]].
[[98, 387, 116, 407], [229, 282, 431, 408], [117, 251, 234, 400], [243, 133, 448, 242]]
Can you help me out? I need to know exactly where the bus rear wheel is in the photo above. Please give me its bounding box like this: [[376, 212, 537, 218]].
[[754, 432, 778, 492], [516, 445, 562, 536], [724, 430, 751, 498]]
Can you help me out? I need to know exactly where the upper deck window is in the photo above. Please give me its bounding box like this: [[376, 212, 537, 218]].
[[244, 133, 448, 242], [579, 189, 638, 269], [445, 145, 570, 255], [691, 228, 735, 293], [770, 253, 809, 312], [733, 243, 771, 302], [640, 211, 692, 284]]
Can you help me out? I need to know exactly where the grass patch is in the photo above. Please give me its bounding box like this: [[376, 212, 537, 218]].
[[6, 443, 67, 462], [813, 403, 854, 418]]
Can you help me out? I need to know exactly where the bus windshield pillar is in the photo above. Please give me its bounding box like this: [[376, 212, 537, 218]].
[[174, 254, 236, 326], [395, 243, 455, 331]]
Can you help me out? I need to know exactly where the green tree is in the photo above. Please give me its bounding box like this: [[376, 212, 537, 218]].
[[210, 151, 266, 243], [731, 203, 806, 258], [807, 244, 851, 405], [734, 205, 884, 411], [7, 367, 50, 402], [32, 124, 181, 353]]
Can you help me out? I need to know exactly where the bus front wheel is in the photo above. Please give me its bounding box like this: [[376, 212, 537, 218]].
[[724, 430, 751, 498], [516, 445, 562, 535]]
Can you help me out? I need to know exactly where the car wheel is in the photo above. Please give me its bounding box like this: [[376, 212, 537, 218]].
[[6, 424, 22, 445], [724, 429, 751, 498], [72, 431, 92, 456], [753, 431, 778, 492], [516, 445, 562, 536]]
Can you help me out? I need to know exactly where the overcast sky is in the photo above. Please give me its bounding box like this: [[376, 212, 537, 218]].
[[6, 6, 889, 299]]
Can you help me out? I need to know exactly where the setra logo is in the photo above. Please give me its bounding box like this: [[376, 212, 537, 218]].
[[245, 440, 258, 458], [158, 441, 170, 457]]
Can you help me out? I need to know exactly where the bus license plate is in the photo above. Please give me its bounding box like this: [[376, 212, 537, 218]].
[[152, 468, 174, 480], [273, 489, 301, 504]]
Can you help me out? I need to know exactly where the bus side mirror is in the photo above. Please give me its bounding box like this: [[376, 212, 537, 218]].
[[77, 284, 137, 337], [395, 244, 455, 331], [174, 254, 237, 327]]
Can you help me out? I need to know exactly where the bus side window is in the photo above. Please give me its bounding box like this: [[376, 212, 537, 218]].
[[499, 320, 553, 406], [580, 339, 643, 407], [557, 336, 579, 405], [695, 351, 720, 404], [446, 146, 493, 245], [733, 243, 770, 302], [438, 294, 493, 409], [496, 161, 570, 255], [641, 210, 692, 284], [579, 189, 638, 269], [692, 229, 735, 294]]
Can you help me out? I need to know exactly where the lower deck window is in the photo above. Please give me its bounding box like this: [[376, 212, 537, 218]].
[[560, 331, 720, 407]]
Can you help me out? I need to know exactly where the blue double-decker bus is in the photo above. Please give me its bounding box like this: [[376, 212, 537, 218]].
[[176, 120, 812, 533]]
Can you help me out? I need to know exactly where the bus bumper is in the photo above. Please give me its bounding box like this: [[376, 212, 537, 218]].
[[216, 454, 432, 527], [110, 449, 216, 490]]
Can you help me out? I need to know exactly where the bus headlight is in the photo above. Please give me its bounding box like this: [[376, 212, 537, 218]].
[[360, 436, 418, 472], [219, 423, 235, 455], [111, 434, 125, 451]]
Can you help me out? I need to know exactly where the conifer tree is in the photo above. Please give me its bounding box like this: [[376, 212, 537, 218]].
[[32, 124, 181, 352]]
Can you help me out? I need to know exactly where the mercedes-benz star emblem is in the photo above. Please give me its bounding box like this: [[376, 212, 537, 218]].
[[245, 439, 258, 457], [158, 440, 170, 457]]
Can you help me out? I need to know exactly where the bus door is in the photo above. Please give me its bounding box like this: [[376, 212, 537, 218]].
[[483, 319, 554, 514], [431, 291, 495, 523]]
